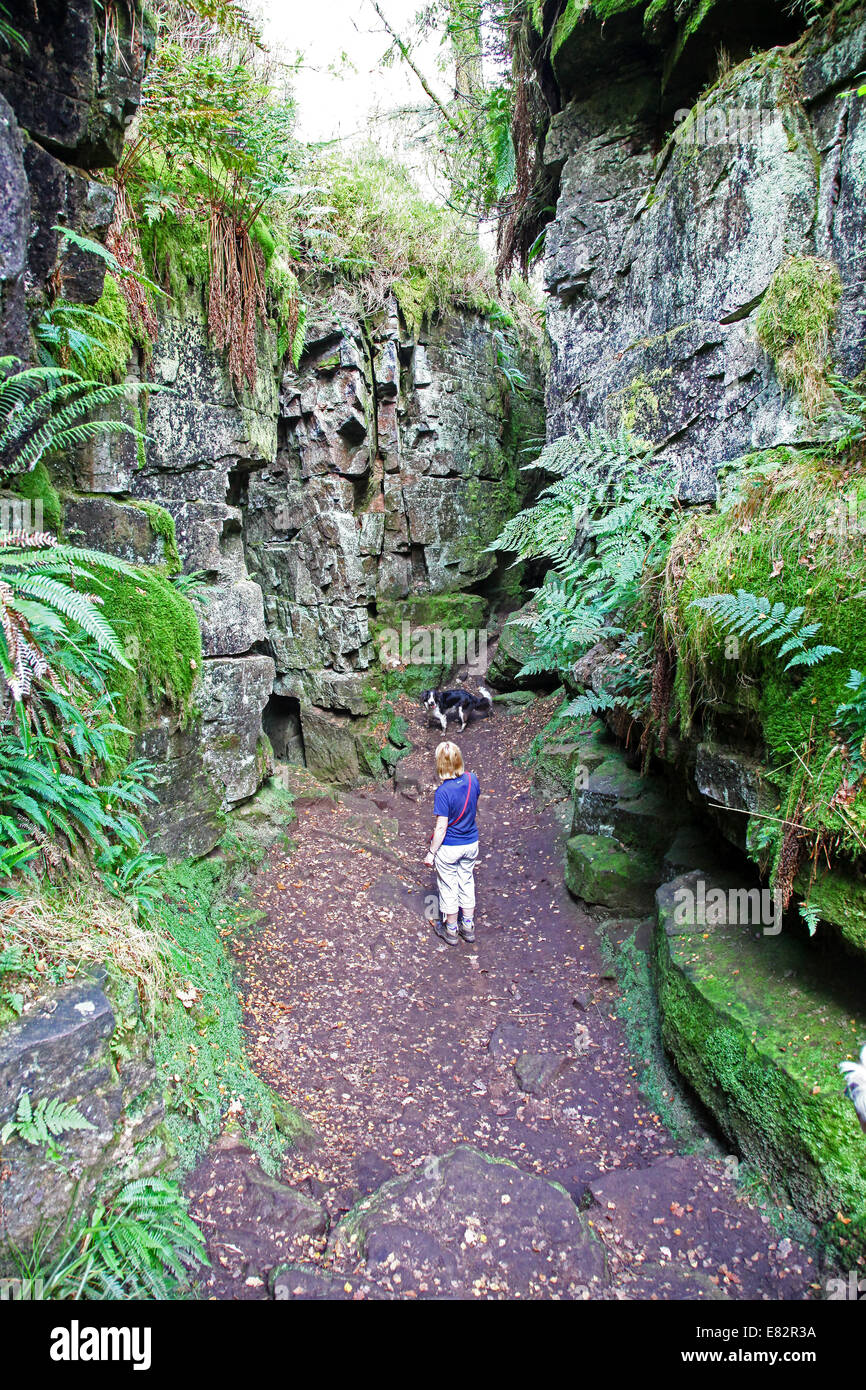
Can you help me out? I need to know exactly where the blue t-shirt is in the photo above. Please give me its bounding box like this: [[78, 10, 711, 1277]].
[[434, 772, 480, 846]]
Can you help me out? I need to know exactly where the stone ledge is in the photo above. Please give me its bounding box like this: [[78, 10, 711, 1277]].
[[656, 871, 866, 1239]]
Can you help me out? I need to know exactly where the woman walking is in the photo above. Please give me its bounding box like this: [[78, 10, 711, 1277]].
[[424, 740, 480, 945]]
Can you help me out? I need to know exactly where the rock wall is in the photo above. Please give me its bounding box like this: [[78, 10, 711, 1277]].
[[521, 2, 866, 1243], [59, 278, 535, 853], [133, 286, 536, 822], [0, 972, 166, 1250], [537, 2, 866, 499], [0, 1, 540, 858]]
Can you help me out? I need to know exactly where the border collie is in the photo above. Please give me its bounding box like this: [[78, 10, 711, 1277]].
[[421, 686, 494, 733]]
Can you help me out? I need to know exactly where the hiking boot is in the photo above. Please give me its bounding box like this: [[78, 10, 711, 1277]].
[[434, 917, 459, 945], [458, 919, 475, 943]]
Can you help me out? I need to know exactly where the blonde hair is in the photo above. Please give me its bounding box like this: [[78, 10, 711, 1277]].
[[435, 741, 464, 779]]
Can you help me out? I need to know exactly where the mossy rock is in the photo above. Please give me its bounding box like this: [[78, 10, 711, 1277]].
[[486, 601, 540, 690], [571, 754, 645, 836], [271, 1096, 321, 1155], [565, 833, 660, 914], [656, 872, 866, 1248], [376, 592, 488, 633], [795, 864, 866, 963], [610, 786, 684, 854], [7, 461, 63, 534], [532, 735, 587, 797], [492, 690, 536, 708]]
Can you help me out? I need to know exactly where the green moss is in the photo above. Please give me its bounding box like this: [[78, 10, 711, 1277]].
[[376, 592, 488, 633], [86, 274, 137, 383], [99, 567, 201, 733], [10, 461, 63, 535], [669, 453, 866, 872], [130, 501, 181, 575], [756, 256, 842, 418], [608, 369, 671, 436], [656, 880, 866, 1251], [395, 272, 437, 339], [794, 865, 866, 959], [150, 859, 285, 1174], [597, 917, 713, 1147], [139, 210, 210, 306], [565, 832, 659, 913]]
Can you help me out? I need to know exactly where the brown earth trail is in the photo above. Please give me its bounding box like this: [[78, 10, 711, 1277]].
[[187, 697, 819, 1300]]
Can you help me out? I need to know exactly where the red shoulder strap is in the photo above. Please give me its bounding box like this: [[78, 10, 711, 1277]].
[[448, 773, 473, 827]]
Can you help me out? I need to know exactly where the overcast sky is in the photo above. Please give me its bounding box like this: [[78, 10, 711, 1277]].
[[260, 0, 445, 146]]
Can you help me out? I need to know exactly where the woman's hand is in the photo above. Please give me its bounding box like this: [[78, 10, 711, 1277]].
[[424, 852, 435, 867]]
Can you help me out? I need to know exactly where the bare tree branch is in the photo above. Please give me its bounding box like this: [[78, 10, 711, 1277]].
[[366, 0, 461, 133]]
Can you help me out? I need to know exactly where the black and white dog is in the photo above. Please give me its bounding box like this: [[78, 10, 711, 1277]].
[[421, 685, 494, 733]]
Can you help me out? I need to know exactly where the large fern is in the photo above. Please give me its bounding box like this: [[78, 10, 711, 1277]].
[[8, 1176, 208, 1300], [1, 1093, 95, 1148], [492, 426, 677, 682], [690, 590, 841, 670], [0, 362, 147, 475], [0, 532, 134, 713], [834, 668, 866, 772]]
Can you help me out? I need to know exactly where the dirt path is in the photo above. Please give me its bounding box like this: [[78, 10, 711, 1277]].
[[187, 697, 819, 1300]]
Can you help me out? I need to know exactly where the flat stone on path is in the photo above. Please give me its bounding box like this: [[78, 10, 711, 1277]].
[[270, 1265, 391, 1300], [487, 1021, 525, 1058], [331, 1145, 605, 1299], [514, 1052, 569, 1096]]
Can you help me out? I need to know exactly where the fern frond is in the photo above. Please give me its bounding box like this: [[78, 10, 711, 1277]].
[[690, 590, 841, 671]]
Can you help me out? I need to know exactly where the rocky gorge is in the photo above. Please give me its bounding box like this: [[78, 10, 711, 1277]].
[[1, 0, 866, 1297]]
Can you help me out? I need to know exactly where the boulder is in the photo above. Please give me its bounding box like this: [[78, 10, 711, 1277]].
[[609, 786, 684, 854], [571, 754, 645, 837], [514, 1052, 570, 1096], [331, 1145, 605, 1298], [565, 833, 660, 914], [199, 655, 275, 805], [196, 580, 266, 659], [64, 497, 172, 568], [486, 601, 540, 689], [301, 705, 388, 785], [0, 979, 166, 1250]]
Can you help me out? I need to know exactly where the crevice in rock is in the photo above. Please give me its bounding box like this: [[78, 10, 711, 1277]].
[[262, 692, 305, 766]]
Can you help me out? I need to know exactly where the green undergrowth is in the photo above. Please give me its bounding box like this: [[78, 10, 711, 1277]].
[[139, 207, 210, 309], [318, 151, 542, 350], [756, 256, 842, 419], [85, 274, 144, 383], [138, 198, 304, 365], [149, 859, 287, 1174], [664, 449, 866, 874], [99, 567, 201, 739]]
